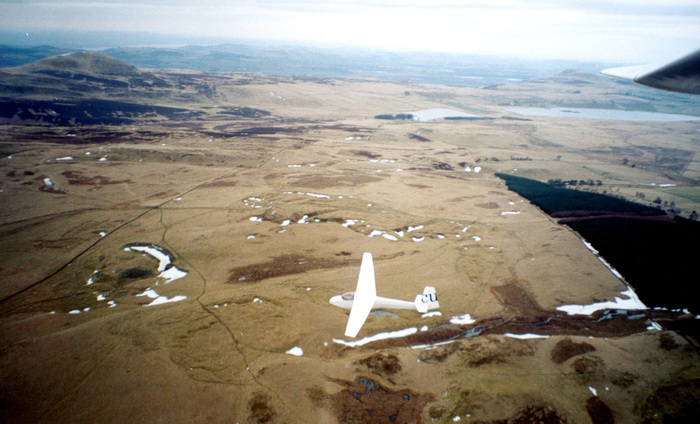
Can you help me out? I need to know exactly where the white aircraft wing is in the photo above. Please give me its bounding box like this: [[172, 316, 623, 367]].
[[344, 252, 377, 338], [601, 48, 700, 94]]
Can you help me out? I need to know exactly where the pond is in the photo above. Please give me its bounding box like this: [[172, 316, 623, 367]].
[[409, 108, 483, 121]]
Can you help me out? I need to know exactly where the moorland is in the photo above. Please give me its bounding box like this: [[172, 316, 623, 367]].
[[1, 48, 699, 424]]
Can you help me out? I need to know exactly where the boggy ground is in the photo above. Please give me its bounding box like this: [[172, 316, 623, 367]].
[[1, 60, 699, 423]]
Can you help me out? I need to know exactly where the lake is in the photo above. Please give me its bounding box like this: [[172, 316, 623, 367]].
[[505, 107, 700, 122], [410, 108, 483, 121]]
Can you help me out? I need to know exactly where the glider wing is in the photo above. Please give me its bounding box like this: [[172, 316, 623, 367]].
[[344, 252, 377, 337], [601, 48, 700, 94]]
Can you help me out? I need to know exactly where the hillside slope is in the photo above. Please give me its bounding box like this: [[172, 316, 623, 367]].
[[0, 51, 170, 100]]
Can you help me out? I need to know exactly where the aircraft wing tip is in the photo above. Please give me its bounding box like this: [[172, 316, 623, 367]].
[[600, 64, 651, 82]]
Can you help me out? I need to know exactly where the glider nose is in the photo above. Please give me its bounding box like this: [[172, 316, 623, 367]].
[[329, 295, 344, 307]]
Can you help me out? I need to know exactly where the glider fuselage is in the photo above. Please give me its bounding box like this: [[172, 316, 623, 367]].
[[330, 292, 419, 310]]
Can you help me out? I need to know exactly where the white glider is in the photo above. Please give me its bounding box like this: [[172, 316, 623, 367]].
[[330, 252, 439, 338]]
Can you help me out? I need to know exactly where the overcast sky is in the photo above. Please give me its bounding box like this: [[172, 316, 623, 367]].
[[1, 0, 698, 63]]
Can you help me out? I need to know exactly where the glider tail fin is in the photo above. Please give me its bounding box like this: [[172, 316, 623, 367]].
[[414, 286, 439, 313]]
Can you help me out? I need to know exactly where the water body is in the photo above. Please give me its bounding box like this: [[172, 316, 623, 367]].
[[505, 107, 700, 122], [410, 108, 483, 122]]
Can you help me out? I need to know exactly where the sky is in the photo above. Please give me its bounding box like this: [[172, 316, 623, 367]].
[[1, 0, 698, 63]]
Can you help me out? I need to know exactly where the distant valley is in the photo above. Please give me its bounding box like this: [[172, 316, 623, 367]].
[[0, 41, 632, 88]]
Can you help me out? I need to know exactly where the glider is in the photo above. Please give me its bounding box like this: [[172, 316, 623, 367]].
[[601, 48, 700, 95], [330, 252, 439, 338]]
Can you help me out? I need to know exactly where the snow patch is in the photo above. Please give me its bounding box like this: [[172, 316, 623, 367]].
[[450, 314, 476, 325], [333, 327, 418, 347], [125, 245, 188, 283], [411, 339, 459, 350], [136, 288, 186, 306], [556, 289, 647, 316], [160, 266, 188, 283], [125, 245, 170, 271], [504, 333, 549, 339], [305, 193, 330, 199], [647, 321, 663, 331], [285, 346, 304, 356]]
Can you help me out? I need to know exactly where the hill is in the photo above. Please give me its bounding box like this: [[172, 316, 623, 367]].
[[0, 51, 170, 100], [0, 52, 185, 126], [21, 51, 142, 77], [481, 69, 699, 116]]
